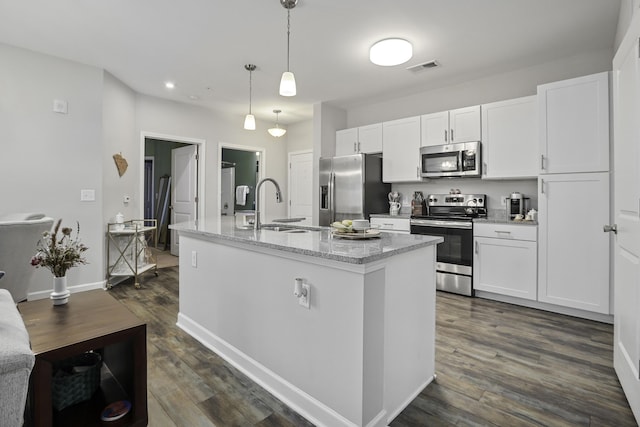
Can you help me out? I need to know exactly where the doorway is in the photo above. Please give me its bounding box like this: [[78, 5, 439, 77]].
[[218, 143, 265, 218], [141, 132, 206, 261]]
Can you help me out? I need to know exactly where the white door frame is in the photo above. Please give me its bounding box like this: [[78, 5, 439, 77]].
[[218, 142, 266, 214], [139, 132, 206, 221], [288, 149, 313, 219]]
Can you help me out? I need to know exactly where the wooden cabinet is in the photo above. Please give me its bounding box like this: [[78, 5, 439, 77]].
[[481, 96, 538, 179], [19, 290, 147, 427], [382, 116, 422, 182], [537, 172, 610, 314], [538, 72, 610, 174], [370, 216, 410, 233], [336, 123, 382, 156], [473, 223, 537, 300], [421, 105, 481, 146]]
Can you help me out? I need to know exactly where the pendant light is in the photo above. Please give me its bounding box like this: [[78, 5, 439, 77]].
[[244, 64, 256, 130], [279, 0, 298, 97], [268, 110, 287, 137]]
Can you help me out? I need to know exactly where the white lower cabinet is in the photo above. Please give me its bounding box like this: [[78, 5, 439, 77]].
[[474, 223, 537, 300], [370, 216, 410, 233]]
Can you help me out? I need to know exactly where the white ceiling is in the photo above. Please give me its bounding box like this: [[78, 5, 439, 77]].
[[0, 0, 621, 125]]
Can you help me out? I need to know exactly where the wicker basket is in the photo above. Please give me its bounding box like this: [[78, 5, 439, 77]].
[[52, 351, 102, 411]]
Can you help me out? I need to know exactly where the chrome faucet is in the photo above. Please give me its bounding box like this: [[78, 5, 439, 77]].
[[254, 178, 283, 230]]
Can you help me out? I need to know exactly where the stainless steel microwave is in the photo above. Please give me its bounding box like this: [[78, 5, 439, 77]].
[[420, 141, 481, 178]]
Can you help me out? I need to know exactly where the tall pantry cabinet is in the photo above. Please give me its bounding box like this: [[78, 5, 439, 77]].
[[537, 72, 611, 314]]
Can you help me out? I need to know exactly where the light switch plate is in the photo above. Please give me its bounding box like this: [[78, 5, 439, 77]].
[[80, 189, 95, 201]]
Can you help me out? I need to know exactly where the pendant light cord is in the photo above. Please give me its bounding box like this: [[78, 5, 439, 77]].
[[248, 68, 253, 114], [286, 9, 291, 72]]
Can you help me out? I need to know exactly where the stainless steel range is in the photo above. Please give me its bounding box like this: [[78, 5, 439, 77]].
[[410, 193, 487, 296]]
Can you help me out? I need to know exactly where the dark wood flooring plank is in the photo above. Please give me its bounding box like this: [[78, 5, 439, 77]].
[[107, 268, 637, 427]]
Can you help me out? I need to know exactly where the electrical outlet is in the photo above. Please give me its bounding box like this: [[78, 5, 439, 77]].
[[191, 251, 197, 268], [298, 284, 310, 309], [501, 196, 507, 206]]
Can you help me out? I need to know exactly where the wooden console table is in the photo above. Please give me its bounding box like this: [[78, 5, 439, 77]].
[[19, 290, 147, 426]]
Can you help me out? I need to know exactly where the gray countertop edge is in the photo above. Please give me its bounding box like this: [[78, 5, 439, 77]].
[[172, 224, 442, 265]]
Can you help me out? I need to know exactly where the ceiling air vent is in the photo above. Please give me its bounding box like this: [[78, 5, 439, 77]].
[[407, 60, 439, 72]]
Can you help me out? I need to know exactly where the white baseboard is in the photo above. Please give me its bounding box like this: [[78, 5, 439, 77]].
[[27, 280, 107, 301], [384, 376, 434, 425], [177, 312, 361, 427]]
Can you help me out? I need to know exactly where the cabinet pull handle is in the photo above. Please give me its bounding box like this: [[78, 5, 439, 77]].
[[353, 142, 357, 153], [475, 241, 479, 254], [495, 230, 512, 235], [483, 162, 487, 175], [450, 129, 454, 142], [416, 166, 420, 178], [540, 154, 545, 170], [444, 129, 448, 142], [540, 178, 545, 194], [358, 142, 361, 152]]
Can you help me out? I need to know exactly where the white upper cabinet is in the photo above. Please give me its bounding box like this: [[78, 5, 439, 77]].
[[421, 105, 481, 146], [335, 123, 383, 156], [538, 72, 610, 174], [382, 116, 422, 182], [481, 95, 538, 179]]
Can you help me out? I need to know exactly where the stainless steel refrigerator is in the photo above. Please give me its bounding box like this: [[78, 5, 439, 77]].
[[319, 153, 391, 226]]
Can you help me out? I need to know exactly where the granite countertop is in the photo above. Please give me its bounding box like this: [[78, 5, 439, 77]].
[[369, 213, 411, 219], [170, 216, 442, 265], [475, 217, 538, 226]]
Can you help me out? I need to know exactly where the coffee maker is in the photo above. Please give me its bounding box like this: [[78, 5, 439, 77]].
[[506, 192, 529, 220]]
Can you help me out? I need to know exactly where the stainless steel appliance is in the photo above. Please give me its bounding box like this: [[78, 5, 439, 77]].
[[319, 154, 391, 226], [420, 141, 482, 178], [410, 193, 487, 296], [506, 192, 529, 220]]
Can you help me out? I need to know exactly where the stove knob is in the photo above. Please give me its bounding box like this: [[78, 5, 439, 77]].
[[478, 198, 483, 204]]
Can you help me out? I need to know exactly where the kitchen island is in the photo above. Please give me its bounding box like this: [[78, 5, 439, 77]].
[[171, 217, 442, 427]]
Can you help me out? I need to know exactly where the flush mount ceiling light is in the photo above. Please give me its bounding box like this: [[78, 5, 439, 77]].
[[369, 38, 413, 66], [268, 109, 287, 137], [279, 0, 298, 97], [243, 64, 256, 131]]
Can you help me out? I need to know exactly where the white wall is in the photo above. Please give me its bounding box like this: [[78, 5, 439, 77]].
[[615, 0, 640, 49], [346, 49, 614, 128], [286, 119, 313, 153], [134, 94, 289, 220], [0, 43, 105, 296], [103, 71, 137, 223]]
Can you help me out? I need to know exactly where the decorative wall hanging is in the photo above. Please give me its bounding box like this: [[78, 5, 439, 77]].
[[113, 153, 128, 177]]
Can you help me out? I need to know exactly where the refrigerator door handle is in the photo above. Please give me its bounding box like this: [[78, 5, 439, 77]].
[[329, 172, 335, 223]]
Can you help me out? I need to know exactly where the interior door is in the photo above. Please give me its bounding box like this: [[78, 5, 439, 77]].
[[288, 151, 313, 225], [612, 16, 640, 423], [171, 145, 198, 256]]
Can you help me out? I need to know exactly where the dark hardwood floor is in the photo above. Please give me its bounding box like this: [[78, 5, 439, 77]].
[[108, 267, 637, 427]]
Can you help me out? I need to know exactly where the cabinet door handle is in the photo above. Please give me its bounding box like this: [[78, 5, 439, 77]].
[[416, 166, 420, 178], [444, 129, 448, 142], [353, 142, 357, 153], [540, 178, 545, 194], [358, 142, 361, 152], [540, 154, 545, 170], [450, 129, 454, 142], [495, 230, 512, 235], [475, 240, 479, 254], [483, 162, 487, 175]]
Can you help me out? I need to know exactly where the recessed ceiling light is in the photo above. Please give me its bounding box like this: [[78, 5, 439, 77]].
[[165, 81, 175, 89], [370, 38, 413, 66], [188, 95, 200, 100]]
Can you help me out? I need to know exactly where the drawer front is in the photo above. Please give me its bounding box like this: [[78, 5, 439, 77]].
[[474, 222, 537, 241], [370, 217, 410, 232]]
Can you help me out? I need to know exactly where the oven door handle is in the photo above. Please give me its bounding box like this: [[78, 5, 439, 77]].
[[410, 219, 472, 230]]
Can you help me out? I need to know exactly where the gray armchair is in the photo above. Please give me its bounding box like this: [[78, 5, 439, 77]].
[[0, 213, 54, 302]]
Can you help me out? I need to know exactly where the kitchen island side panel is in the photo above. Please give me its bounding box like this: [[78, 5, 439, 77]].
[[175, 232, 436, 427]]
